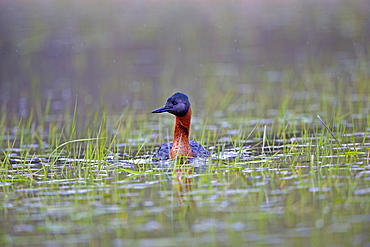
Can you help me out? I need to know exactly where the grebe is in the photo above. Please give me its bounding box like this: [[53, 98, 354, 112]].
[[152, 92, 209, 160]]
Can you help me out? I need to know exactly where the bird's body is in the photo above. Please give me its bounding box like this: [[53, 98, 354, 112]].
[[153, 139, 209, 160], [152, 92, 209, 161]]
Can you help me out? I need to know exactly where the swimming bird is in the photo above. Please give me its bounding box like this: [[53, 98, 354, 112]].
[[152, 92, 209, 160]]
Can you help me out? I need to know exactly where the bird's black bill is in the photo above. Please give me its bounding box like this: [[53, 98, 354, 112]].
[[151, 106, 171, 113]]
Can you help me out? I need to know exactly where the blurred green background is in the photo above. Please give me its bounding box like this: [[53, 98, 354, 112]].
[[1, 0, 369, 117]]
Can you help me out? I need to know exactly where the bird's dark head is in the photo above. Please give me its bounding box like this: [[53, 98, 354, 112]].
[[151, 92, 191, 117]]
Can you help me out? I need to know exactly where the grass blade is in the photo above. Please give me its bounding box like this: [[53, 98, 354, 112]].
[[317, 115, 342, 147]]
